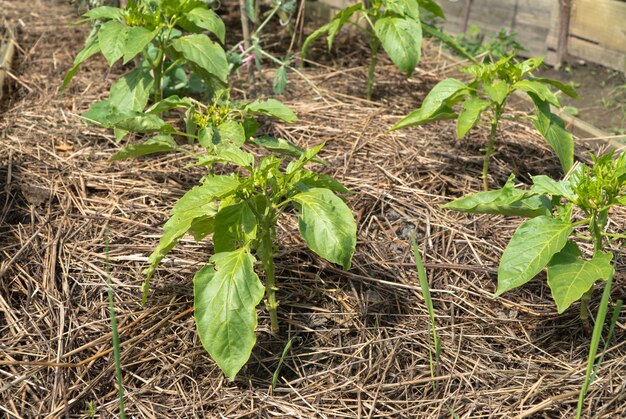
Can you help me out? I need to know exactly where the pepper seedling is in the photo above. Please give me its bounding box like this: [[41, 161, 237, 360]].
[[391, 56, 578, 190]]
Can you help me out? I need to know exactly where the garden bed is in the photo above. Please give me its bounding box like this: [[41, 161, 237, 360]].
[[1, 1, 625, 417]]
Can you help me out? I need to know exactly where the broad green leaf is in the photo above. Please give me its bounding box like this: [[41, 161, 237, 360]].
[[529, 93, 574, 173], [417, 0, 445, 18], [273, 66, 287, 95], [184, 7, 225, 43], [62, 27, 101, 90], [83, 6, 123, 20], [456, 97, 490, 139], [442, 175, 551, 217], [292, 188, 356, 269], [301, 3, 364, 57], [390, 78, 467, 130], [213, 202, 257, 252], [98, 20, 129, 65], [142, 175, 241, 301], [532, 77, 578, 98], [217, 120, 246, 146], [547, 242, 613, 313], [111, 134, 177, 160], [374, 16, 422, 75], [109, 68, 154, 112], [251, 135, 305, 159], [513, 80, 560, 107], [123, 26, 158, 64], [245, 98, 297, 123], [82, 100, 169, 133], [530, 175, 574, 198], [497, 216, 573, 295], [518, 57, 543, 74], [170, 34, 228, 85], [386, 0, 419, 20], [484, 79, 509, 105], [391, 105, 457, 130], [193, 249, 264, 380], [292, 170, 351, 194], [146, 96, 193, 114]]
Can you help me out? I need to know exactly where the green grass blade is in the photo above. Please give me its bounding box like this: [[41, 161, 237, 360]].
[[271, 336, 298, 393], [576, 273, 615, 418], [411, 235, 441, 383], [105, 226, 126, 419]]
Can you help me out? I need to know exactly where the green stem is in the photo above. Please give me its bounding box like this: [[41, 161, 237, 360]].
[[152, 47, 164, 102], [366, 37, 380, 101], [482, 112, 500, 191], [260, 214, 279, 334]]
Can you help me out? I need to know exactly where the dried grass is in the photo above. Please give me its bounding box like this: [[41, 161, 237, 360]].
[[1, 1, 625, 417]]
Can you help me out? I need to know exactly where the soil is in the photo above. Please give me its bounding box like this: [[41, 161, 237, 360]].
[[1, 1, 626, 418]]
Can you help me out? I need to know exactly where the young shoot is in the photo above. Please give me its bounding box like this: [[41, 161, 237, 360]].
[[391, 56, 578, 190]]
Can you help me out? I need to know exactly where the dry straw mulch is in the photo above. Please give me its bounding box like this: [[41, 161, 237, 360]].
[[1, 1, 625, 417]]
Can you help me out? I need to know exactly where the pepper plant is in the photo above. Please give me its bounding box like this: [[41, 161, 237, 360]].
[[63, 0, 228, 139], [391, 56, 578, 190], [443, 150, 626, 326], [302, 0, 464, 100]]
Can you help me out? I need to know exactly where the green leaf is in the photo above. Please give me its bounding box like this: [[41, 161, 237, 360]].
[[109, 68, 154, 112], [547, 242, 613, 313], [251, 135, 305, 159], [98, 20, 129, 66], [170, 34, 228, 85], [386, 0, 419, 20], [83, 6, 123, 20], [529, 93, 574, 173], [513, 80, 560, 107], [374, 16, 422, 76], [390, 78, 467, 130], [286, 142, 325, 174], [532, 77, 579, 98], [497, 216, 573, 296], [391, 105, 457, 130], [272, 66, 287, 95], [456, 97, 490, 138], [245, 98, 297, 123], [417, 0, 445, 18], [530, 175, 574, 198], [184, 7, 226, 43], [292, 170, 351, 194], [518, 57, 544, 74], [81, 100, 170, 133], [194, 249, 264, 380], [111, 134, 177, 161], [217, 120, 246, 146], [123, 26, 158, 64], [146, 96, 193, 114], [292, 188, 356, 269], [142, 175, 241, 301], [62, 27, 101, 90], [484, 79, 509, 105], [442, 175, 551, 217], [213, 202, 257, 252], [301, 3, 364, 57]]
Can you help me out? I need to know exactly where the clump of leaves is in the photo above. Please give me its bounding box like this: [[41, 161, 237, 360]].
[[301, 0, 471, 100], [455, 24, 526, 61], [391, 56, 578, 190], [63, 0, 228, 140], [443, 150, 626, 320]]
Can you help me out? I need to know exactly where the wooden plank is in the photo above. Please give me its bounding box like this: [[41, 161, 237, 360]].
[[567, 36, 626, 72], [570, 0, 626, 53]]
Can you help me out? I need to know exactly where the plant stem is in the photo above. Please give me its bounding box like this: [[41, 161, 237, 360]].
[[366, 37, 380, 101], [260, 215, 280, 334], [482, 113, 500, 191]]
